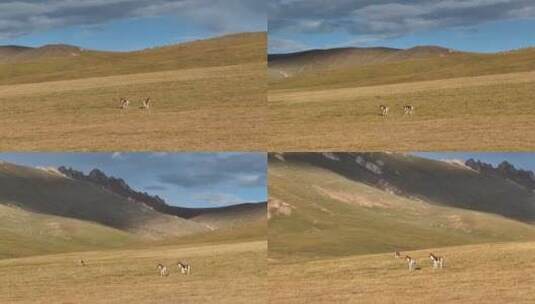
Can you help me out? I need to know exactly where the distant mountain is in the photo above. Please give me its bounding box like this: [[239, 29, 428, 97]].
[[268, 45, 535, 90], [268, 45, 457, 78], [0, 44, 82, 63], [0, 45, 33, 59], [0, 32, 266, 85]]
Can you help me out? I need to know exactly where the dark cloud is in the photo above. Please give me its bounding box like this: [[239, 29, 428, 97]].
[[269, 0, 535, 38], [157, 153, 267, 189], [144, 185, 168, 191], [0, 0, 266, 39]]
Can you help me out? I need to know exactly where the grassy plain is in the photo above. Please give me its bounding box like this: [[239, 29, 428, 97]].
[[268, 49, 535, 151], [268, 242, 535, 304], [268, 154, 535, 303], [0, 33, 266, 151], [0, 241, 267, 304]]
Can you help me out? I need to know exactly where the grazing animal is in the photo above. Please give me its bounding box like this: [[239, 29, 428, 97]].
[[429, 253, 444, 269], [379, 105, 389, 117], [157, 264, 169, 277], [403, 105, 414, 115], [405, 256, 417, 271], [141, 97, 151, 110], [79, 259, 86, 266], [120, 97, 130, 110], [394, 251, 401, 259], [177, 262, 191, 275]]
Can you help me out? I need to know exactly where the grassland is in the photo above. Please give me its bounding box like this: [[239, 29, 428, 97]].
[[0, 241, 266, 304], [268, 242, 535, 304], [0, 204, 137, 259], [268, 154, 535, 302], [0, 32, 266, 151], [268, 49, 535, 151]]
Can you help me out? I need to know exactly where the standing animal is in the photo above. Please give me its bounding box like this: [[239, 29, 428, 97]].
[[141, 97, 151, 110], [379, 105, 389, 117], [79, 259, 86, 266], [120, 97, 130, 110], [177, 262, 191, 275], [157, 264, 169, 277], [394, 251, 401, 259], [405, 256, 417, 271], [403, 104, 414, 115], [429, 253, 444, 269]]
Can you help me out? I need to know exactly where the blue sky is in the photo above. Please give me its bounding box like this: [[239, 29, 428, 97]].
[[269, 1, 535, 54], [0, 1, 266, 51], [0, 153, 267, 208], [414, 152, 535, 171]]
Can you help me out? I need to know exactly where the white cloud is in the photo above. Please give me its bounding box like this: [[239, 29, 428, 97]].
[[111, 152, 123, 159]]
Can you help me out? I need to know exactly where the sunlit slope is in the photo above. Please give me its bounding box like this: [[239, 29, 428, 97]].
[[268, 154, 535, 261], [0, 32, 266, 85], [276, 153, 535, 221], [0, 162, 207, 239], [0, 204, 136, 259]]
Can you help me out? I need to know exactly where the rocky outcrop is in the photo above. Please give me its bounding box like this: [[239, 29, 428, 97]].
[[268, 198, 294, 219], [58, 166, 169, 211], [465, 159, 535, 190]]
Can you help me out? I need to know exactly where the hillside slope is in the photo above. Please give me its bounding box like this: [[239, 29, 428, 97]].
[[0, 203, 136, 259], [57, 166, 267, 230], [0, 162, 208, 239], [269, 45, 454, 76], [269, 46, 535, 89], [275, 153, 535, 221], [0, 32, 266, 85], [268, 153, 535, 261]]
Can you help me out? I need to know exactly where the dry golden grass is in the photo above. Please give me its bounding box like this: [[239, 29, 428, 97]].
[[0, 241, 266, 304], [268, 242, 535, 304], [0, 63, 266, 151], [268, 70, 535, 151]]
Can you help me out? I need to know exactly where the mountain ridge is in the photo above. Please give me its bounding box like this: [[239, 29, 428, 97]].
[[56, 166, 266, 229]]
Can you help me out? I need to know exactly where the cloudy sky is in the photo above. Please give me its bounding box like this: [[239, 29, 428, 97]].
[[0, 152, 267, 208], [269, 0, 535, 53], [0, 0, 266, 51], [414, 152, 535, 171]]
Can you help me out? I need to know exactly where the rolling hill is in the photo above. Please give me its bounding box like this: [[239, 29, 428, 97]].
[[0, 32, 266, 85], [0, 161, 266, 258], [268, 46, 535, 89], [0, 162, 208, 239], [0, 203, 135, 259], [268, 45, 456, 80], [0, 32, 267, 151], [268, 153, 535, 262]]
